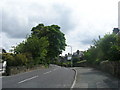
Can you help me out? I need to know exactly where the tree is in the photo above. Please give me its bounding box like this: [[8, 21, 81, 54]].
[[31, 24, 66, 62], [116, 34, 120, 51], [13, 24, 66, 65], [13, 41, 25, 54], [83, 32, 120, 77], [25, 36, 49, 64], [84, 33, 120, 64], [98, 34, 116, 60], [14, 35, 49, 65]]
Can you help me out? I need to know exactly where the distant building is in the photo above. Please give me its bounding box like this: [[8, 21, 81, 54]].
[[67, 53, 72, 60], [113, 28, 120, 34], [73, 50, 84, 59]]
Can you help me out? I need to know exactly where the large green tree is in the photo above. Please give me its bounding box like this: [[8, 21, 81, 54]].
[[31, 24, 66, 61], [13, 24, 66, 65]]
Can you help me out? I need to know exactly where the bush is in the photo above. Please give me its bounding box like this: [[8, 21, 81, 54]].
[[72, 57, 80, 65], [84, 34, 120, 66], [2, 53, 15, 66], [15, 54, 28, 66]]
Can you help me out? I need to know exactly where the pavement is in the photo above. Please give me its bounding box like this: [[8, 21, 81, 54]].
[[73, 67, 120, 88], [2, 65, 75, 88]]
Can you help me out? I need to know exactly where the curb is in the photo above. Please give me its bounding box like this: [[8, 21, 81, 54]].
[[71, 68, 77, 89]]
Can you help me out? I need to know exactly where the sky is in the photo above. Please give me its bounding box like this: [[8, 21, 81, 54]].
[[0, 0, 119, 55]]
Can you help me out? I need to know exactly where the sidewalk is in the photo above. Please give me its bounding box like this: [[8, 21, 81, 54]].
[[73, 67, 120, 88]]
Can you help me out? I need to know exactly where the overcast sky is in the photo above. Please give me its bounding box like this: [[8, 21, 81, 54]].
[[0, 0, 119, 55]]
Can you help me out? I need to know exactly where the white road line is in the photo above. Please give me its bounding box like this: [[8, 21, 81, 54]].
[[44, 71, 52, 74], [71, 68, 77, 89], [18, 76, 38, 84]]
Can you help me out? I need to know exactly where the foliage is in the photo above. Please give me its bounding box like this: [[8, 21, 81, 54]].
[[31, 24, 66, 62], [84, 33, 120, 65], [13, 42, 25, 54], [77, 60, 87, 64], [2, 53, 29, 66], [2, 53, 15, 66], [72, 57, 80, 65], [13, 35, 49, 65], [12, 23, 66, 66]]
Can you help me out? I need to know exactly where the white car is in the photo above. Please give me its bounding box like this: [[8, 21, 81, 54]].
[[0, 61, 7, 74]]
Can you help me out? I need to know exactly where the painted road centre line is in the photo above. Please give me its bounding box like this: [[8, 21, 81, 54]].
[[44, 71, 52, 75], [18, 76, 38, 84]]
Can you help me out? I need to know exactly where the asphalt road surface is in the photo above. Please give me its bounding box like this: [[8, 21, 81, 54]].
[[74, 67, 120, 88], [2, 65, 75, 88]]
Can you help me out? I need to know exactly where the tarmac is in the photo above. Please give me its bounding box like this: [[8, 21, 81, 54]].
[[73, 67, 120, 89]]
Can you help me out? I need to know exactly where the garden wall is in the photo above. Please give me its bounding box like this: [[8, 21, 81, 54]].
[[4, 65, 46, 76], [99, 61, 120, 79]]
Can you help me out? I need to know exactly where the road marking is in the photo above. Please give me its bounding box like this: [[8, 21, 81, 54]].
[[44, 71, 52, 74], [18, 76, 38, 84], [71, 68, 77, 89]]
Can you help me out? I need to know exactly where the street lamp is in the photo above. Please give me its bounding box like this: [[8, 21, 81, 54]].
[[67, 45, 72, 67]]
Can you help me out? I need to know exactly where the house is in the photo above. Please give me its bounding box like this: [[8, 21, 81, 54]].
[[113, 28, 120, 37], [113, 28, 119, 34], [73, 50, 84, 59]]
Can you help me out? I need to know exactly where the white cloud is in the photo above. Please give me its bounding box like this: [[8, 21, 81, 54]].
[[1, 0, 119, 55], [1, 32, 25, 52]]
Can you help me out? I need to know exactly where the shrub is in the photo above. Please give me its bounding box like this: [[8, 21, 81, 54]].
[[72, 57, 80, 65], [15, 54, 28, 66], [2, 53, 15, 66]]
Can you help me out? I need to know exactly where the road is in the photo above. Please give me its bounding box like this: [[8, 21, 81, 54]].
[[74, 67, 120, 88], [2, 65, 75, 88]]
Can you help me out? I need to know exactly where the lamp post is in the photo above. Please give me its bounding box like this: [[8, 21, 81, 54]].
[[67, 45, 72, 67]]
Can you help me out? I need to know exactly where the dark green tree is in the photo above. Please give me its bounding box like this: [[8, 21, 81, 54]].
[[98, 34, 116, 60], [31, 24, 67, 62], [25, 35, 49, 64]]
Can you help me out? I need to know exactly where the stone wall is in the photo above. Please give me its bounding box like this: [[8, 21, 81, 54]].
[[86, 60, 120, 79], [4, 65, 46, 76], [100, 61, 120, 78]]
